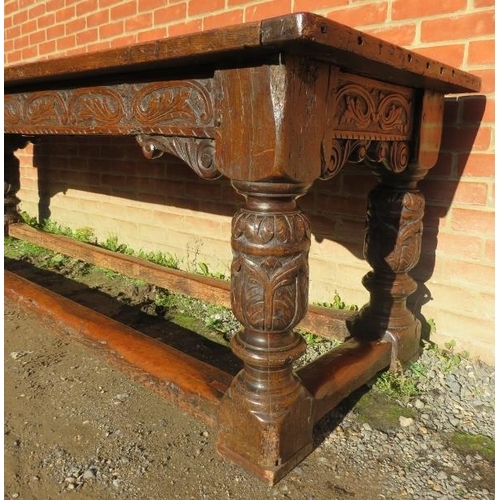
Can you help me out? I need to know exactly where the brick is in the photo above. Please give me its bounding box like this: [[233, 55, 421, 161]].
[[414, 44, 465, 68], [37, 14, 57, 32], [6, 26, 21, 40], [474, 0, 494, 6], [182, 214, 223, 238], [430, 152, 454, 177], [137, 28, 168, 42], [468, 39, 495, 66], [316, 194, 367, 218], [228, 0, 257, 6], [421, 12, 494, 43], [77, 28, 98, 45], [38, 40, 56, 56], [185, 181, 222, 201], [87, 41, 112, 53], [110, 1, 137, 20], [168, 19, 202, 37], [326, 2, 388, 27], [461, 96, 494, 124], [437, 232, 483, 260], [22, 45, 38, 61], [439, 259, 494, 290], [5, 1, 19, 16], [440, 125, 491, 152], [55, 6, 76, 23], [28, 3, 45, 19], [87, 10, 110, 28], [188, 0, 225, 17], [420, 179, 486, 207], [76, 0, 98, 17], [66, 18, 87, 35], [138, 0, 170, 10], [13, 10, 28, 25], [154, 4, 187, 25], [110, 34, 137, 48], [13, 35, 30, 50], [365, 23, 416, 47], [451, 207, 494, 235], [484, 239, 494, 263], [125, 12, 153, 32], [99, 21, 124, 39], [455, 181, 489, 206], [4, 16, 13, 29], [47, 24, 65, 40], [46, 0, 65, 11], [30, 30, 46, 45], [427, 284, 490, 318], [56, 35, 76, 52], [334, 217, 366, 243], [98, 0, 125, 8], [21, 19, 37, 34], [458, 153, 495, 178], [340, 173, 378, 198], [203, 10, 244, 31], [294, 0, 347, 10], [392, 0, 466, 20], [4, 39, 14, 54], [245, 0, 293, 23]]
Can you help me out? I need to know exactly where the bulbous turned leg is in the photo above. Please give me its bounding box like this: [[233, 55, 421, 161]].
[[348, 172, 426, 366], [4, 135, 28, 233], [217, 181, 314, 485]]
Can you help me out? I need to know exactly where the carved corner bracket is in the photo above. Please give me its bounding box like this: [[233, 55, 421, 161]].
[[136, 134, 220, 180]]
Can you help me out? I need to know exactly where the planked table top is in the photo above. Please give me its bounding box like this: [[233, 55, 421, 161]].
[[4, 12, 480, 94]]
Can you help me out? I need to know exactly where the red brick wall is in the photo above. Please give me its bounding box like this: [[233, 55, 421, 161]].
[[5, 1, 495, 363]]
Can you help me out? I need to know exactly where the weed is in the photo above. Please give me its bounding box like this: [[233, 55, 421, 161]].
[[102, 235, 133, 254], [426, 317, 437, 336], [137, 249, 180, 269], [372, 369, 420, 404], [298, 330, 325, 346], [315, 291, 358, 311], [197, 262, 228, 281], [422, 339, 469, 374], [4, 237, 47, 260]]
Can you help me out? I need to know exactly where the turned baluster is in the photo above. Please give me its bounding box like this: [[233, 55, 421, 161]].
[[217, 180, 314, 484]]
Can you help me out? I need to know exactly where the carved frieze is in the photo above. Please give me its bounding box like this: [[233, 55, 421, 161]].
[[320, 138, 410, 180], [4, 80, 214, 137], [136, 134, 220, 180], [333, 75, 414, 141], [320, 73, 415, 180]]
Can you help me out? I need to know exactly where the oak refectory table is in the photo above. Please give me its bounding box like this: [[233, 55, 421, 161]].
[[4, 13, 480, 484]]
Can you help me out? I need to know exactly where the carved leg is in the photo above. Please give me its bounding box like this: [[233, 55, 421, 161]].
[[348, 167, 426, 366], [4, 134, 28, 233], [217, 181, 314, 485]]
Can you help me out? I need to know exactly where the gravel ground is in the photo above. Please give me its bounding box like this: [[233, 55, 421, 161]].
[[3, 253, 495, 500]]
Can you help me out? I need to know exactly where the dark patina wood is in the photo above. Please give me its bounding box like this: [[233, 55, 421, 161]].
[[4, 12, 481, 484]]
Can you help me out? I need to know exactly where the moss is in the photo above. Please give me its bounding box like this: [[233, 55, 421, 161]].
[[449, 432, 495, 462], [352, 390, 415, 432], [169, 312, 230, 347]]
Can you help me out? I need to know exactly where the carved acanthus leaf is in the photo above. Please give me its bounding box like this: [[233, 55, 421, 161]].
[[334, 78, 413, 139], [320, 139, 410, 180], [4, 79, 214, 137]]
